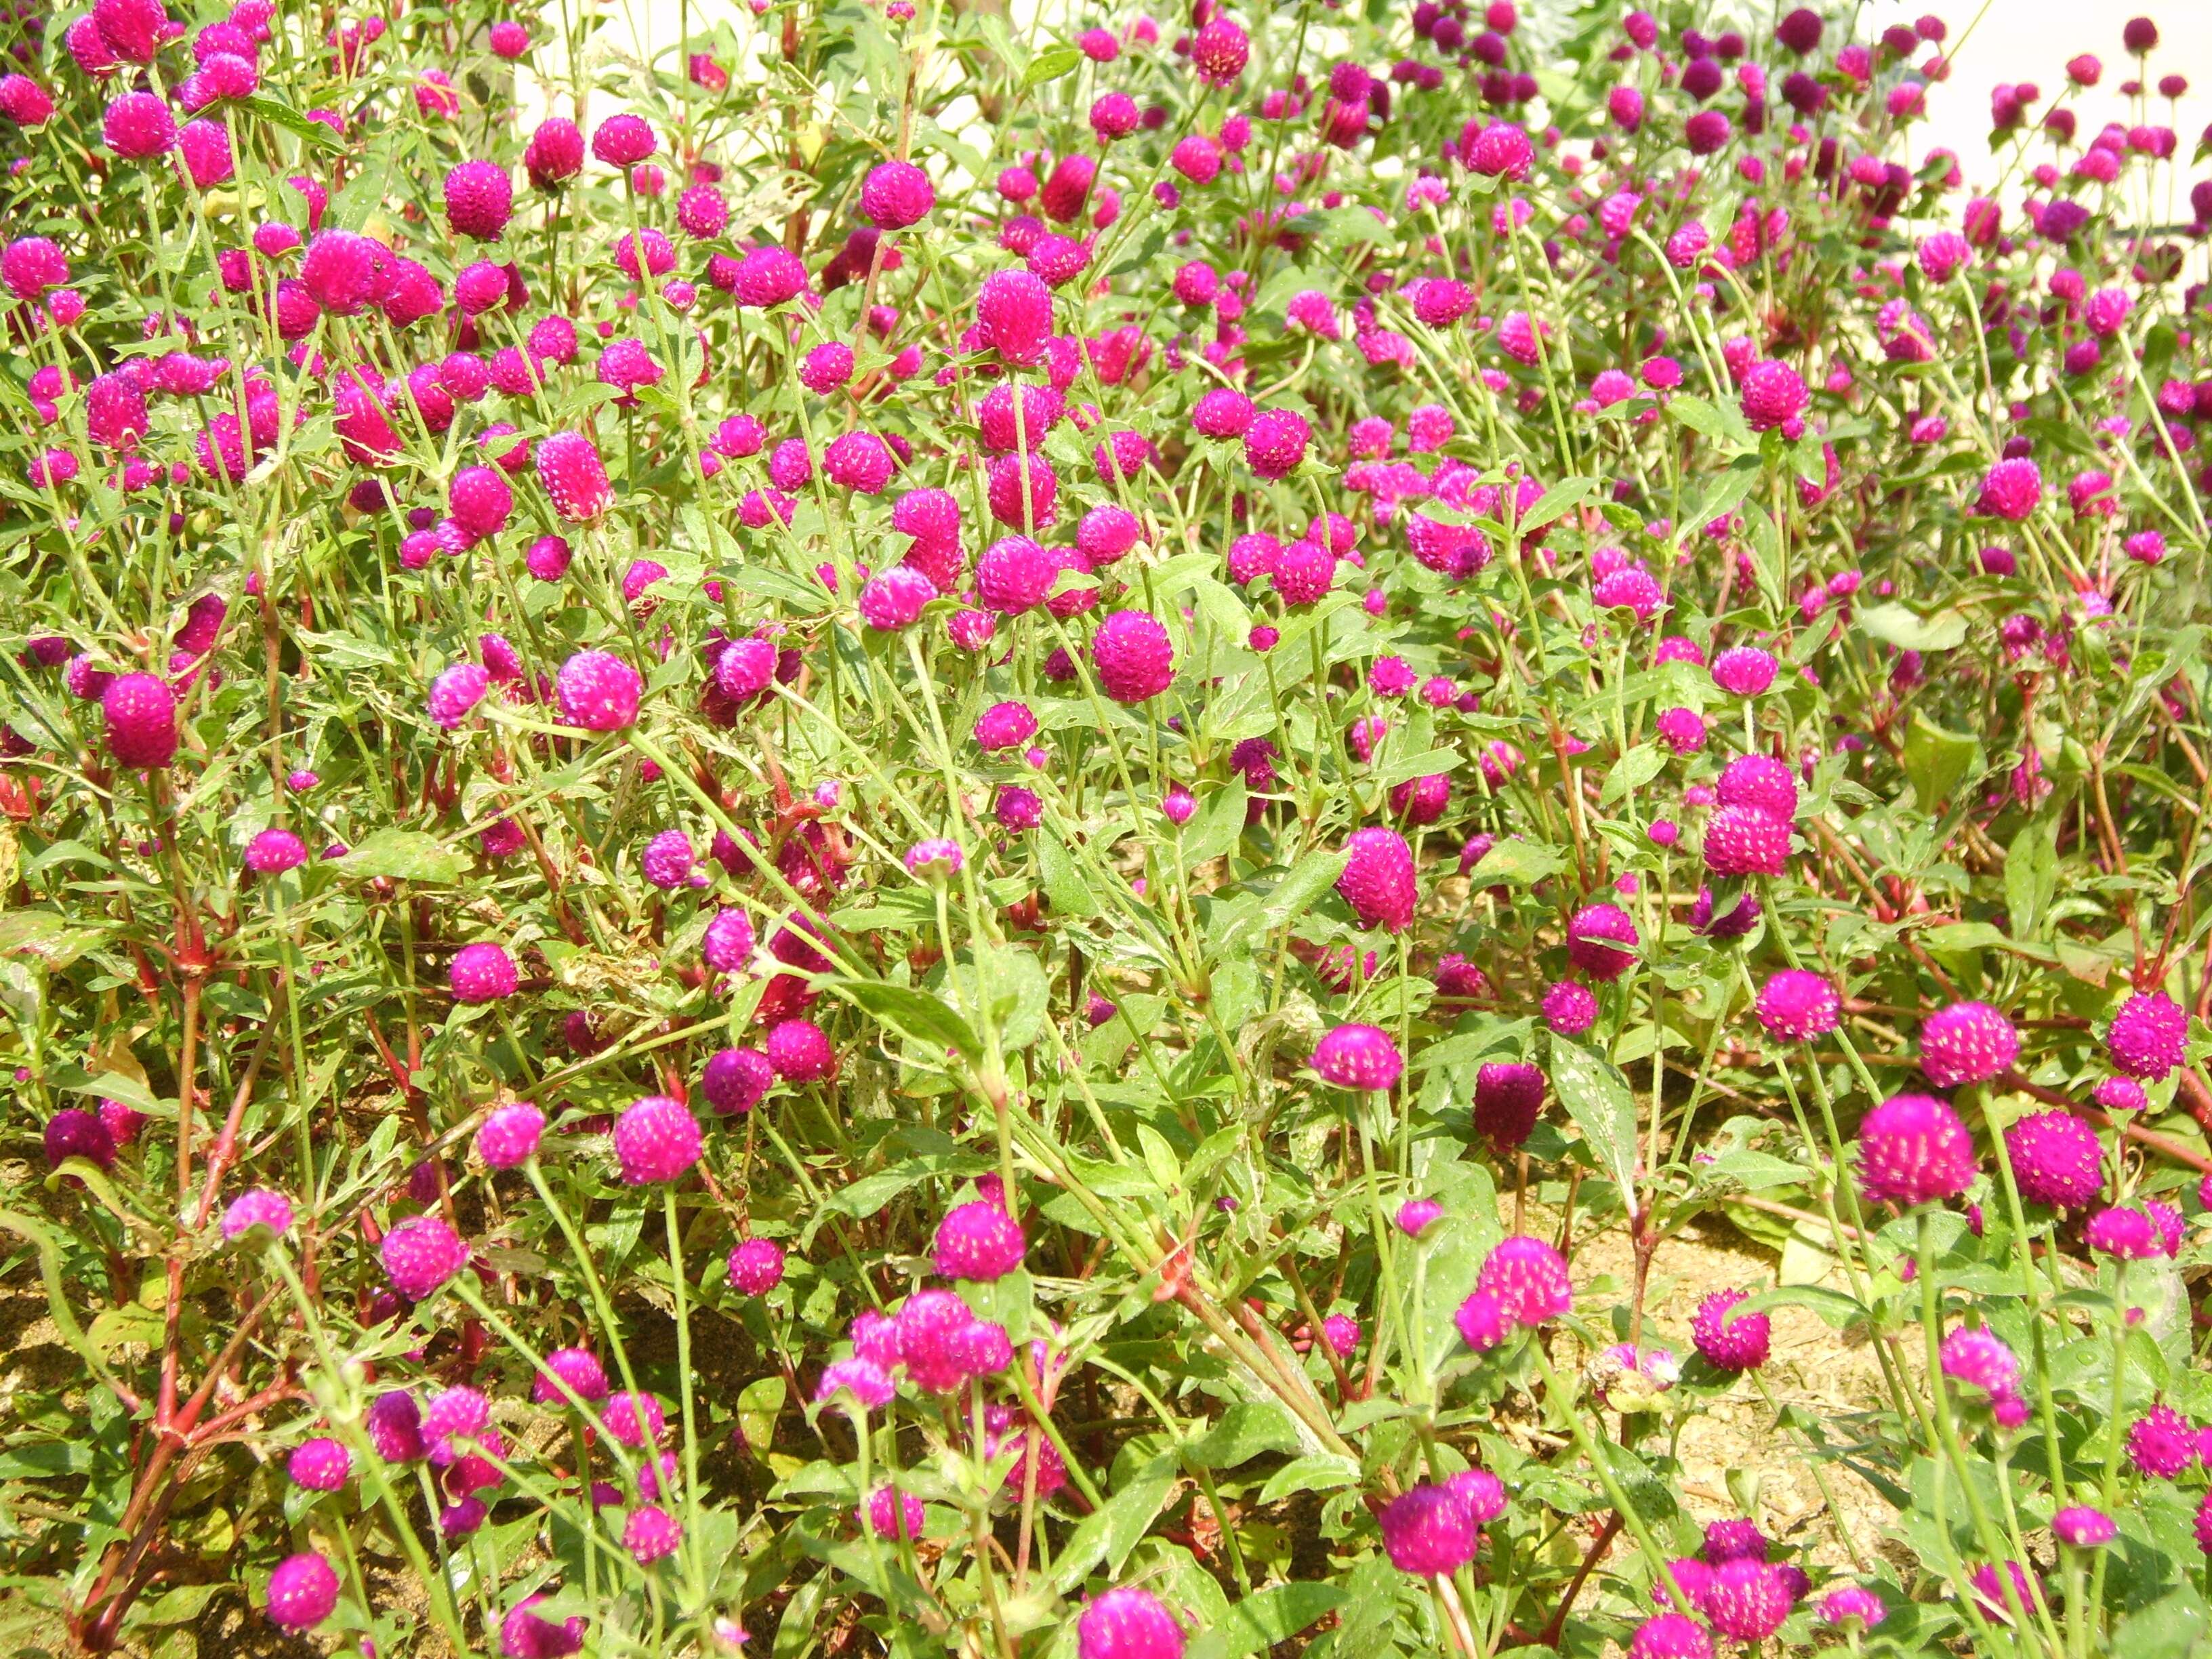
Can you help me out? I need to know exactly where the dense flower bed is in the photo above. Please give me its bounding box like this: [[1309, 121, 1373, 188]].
[[1, 0, 2210, 1654]]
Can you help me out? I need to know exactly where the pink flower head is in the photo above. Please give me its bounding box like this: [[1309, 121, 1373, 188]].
[[1379, 1483, 1477, 1576], [2003, 1110, 2101, 1208], [448, 941, 518, 1003], [1091, 609, 1175, 703], [380, 1214, 469, 1299], [1919, 1000, 2020, 1088], [727, 1237, 787, 1294], [1565, 902, 1639, 980], [265, 1553, 339, 1631], [861, 161, 935, 228], [1477, 1235, 1571, 1326], [1857, 1093, 1978, 1206], [1755, 970, 1839, 1041], [1076, 1587, 1185, 1659], [1473, 1062, 1544, 1148], [1313, 1024, 1403, 1092], [555, 649, 640, 731], [1337, 826, 1417, 931], [2106, 991, 2187, 1081], [934, 1200, 1026, 1279], [1690, 1288, 1770, 1371]]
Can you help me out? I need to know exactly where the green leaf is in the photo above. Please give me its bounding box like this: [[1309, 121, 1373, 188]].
[[241, 96, 345, 155], [827, 979, 979, 1057], [339, 828, 466, 885], [1599, 745, 1668, 806], [1466, 838, 1563, 887], [1902, 714, 1982, 809], [1255, 1452, 1360, 1504], [1261, 848, 1349, 928], [1200, 1584, 1349, 1658], [2110, 1589, 2210, 1659], [1368, 747, 1460, 787], [1039, 832, 1098, 918], [1857, 602, 1969, 653], [1021, 43, 1083, 86], [736, 1376, 786, 1460], [1049, 1456, 1179, 1593], [1519, 476, 1596, 533], [1182, 1401, 1303, 1469], [1181, 781, 1247, 867], [1687, 456, 1763, 527], [0, 908, 109, 968], [1737, 1284, 1867, 1330], [2005, 815, 2059, 941], [1549, 1040, 1640, 1200]]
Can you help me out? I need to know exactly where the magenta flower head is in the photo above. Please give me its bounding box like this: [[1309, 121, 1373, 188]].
[[1938, 1325, 2019, 1400], [1379, 1483, 1477, 1576], [555, 649, 641, 731], [816, 1359, 895, 1411], [1704, 1559, 1790, 1642], [103, 672, 178, 769], [2052, 1507, 2116, 1549], [429, 662, 491, 729], [1076, 1586, 1185, 1659], [1244, 408, 1312, 479], [895, 1288, 1000, 1393], [2106, 991, 2187, 1082], [1710, 645, 1778, 697], [1818, 1585, 1887, 1629], [1738, 359, 1807, 434], [1977, 457, 2043, 520], [2085, 1205, 2163, 1259], [380, 1214, 469, 1300], [1856, 1093, 1978, 1207], [1627, 1614, 1713, 1659], [614, 1095, 701, 1184], [1690, 1288, 1770, 1371], [1755, 970, 1839, 1041], [1565, 902, 1639, 980], [862, 1486, 926, 1540], [265, 1551, 340, 1631], [102, 90, 178, 159], [2003, 1110, 2102, 1208], [625, 1504, 681, 1563], [1716, 754, 1799, 818], [1473, 1061, 1545, 1149], [1702, 804, 1791, 877], [449, 941, 518, 1004], [1478, 1235, 1571, 1326], [640, 829, 694, 889], [533, 1347, 611, 1406], [1092, 609, 1176, 703], [977, 269, 1052, 364], [1970, 1561, 2043, 1622], [1919, 1000, 2020, 1088], [591, 113, 657, 166], [476, 1102, 545, 1169], [287, 1437, 352, 1492], [1313, 1024, 1404, 1092], [766, 1018, 836, 1081], [1338, 825, 1417, 931], [703, 1046, 773, 1115], [1542, 980, 1599, 1037], [727, 1237, 787, 1294], [861, 161, 935, 228], [536, 432, 613, 522], [245, 828, 308, 874], [703, 908, 756, 974], [1397, 1199, 1444, 1236], [934, 1200, 1026, 1279], [220, 1187, 293, 1242], [501, 1595, 587, 1659], [445, 160, 514, 240]]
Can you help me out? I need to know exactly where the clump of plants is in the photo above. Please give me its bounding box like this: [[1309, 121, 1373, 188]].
[[1, 0, 2210, 1655]]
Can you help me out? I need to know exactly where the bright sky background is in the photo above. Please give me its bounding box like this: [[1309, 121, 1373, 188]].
[[561, 0, 2211, 199]]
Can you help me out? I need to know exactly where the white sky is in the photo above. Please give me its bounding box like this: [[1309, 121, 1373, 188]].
[[550, 0, 2211, 200]]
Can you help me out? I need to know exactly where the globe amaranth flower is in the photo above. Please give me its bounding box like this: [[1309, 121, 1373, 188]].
[[1702, 804, 1791, 877], [1076, 1586, 1185, 1659], [501, 1594, 587, 1659], [1970, 1560, 2043, 1622], [933, 1200, 1025, 1280], [726, 1237, 787, 1294], [1477, 1235, 1571, 1326], [2106, 990, 2187, 1082], [903, 838, 963, 878], [265, 1552, 340, 1631], [1755, 969, 1839, 1040], [896, 1288, 1011, 1393], [1378, 1483, 1477, 1576], [1472, 1062, 1545, 1149], [554, 648, 640, 730], [1091, 609, 1175, 703], [1627, 1613, 1713, 1659], [2087, 1205, 2165, 1260], [1690, 1288, 1770, 1371], [1703, 1557, 1790, 1642], [1938, 1324, 2020, 1408], [1818, 1585, 1888, 1628], [1919, 1000, 2020, 1088], [1565, 902, 1639, 980], [2003, 1110, 2102, 1208], [476, 1103, 546, 1169], [1541, 981, 1598, 1037], [1710, 645, 1778, 696], [221, 1188, 293, 1241], [449, 941, 518, 1004], [244, 828, 308, 874], [861, 1485, 926, 1540], [2053, 1507, 2116, 1549], [287, 1438, 352, 1492], [613, 1095, 701, 1184], [1313, 1023, 1403, 1092], [1337, 826, 1417, 931], [380, 1214, 470, 1300], [1856, 1093, 1978, 1206]]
